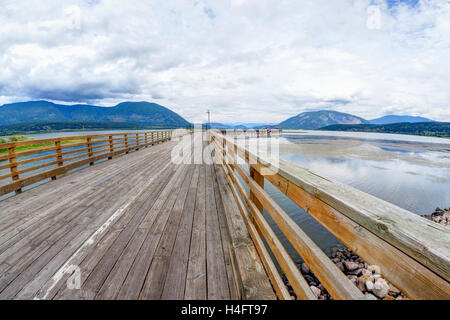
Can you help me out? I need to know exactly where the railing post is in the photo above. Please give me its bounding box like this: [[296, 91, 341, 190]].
[[52, 140, 63, 180], [249, 163, 264, 239], [250, 165, 264, 213], [136, 133, 140, 150], [222, 135, 226, 162], [8, 146, 21, 194], [151, 132, 154, 145], [87, 137, 94, 166], [145, 132, 148, 146], [108, 135, 114, 160], [125, 134, 129, 154]]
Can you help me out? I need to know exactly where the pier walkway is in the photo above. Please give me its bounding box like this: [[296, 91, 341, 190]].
[[0, 137, 274, 300]]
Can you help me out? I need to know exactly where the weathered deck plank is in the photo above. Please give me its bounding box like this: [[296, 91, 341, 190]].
[[184, 164, 207, 300], [160, 165, 200, 300]]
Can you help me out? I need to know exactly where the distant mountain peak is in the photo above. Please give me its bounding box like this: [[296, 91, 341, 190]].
[[277, 110, 368, 130], [370, 115, 434, 125]]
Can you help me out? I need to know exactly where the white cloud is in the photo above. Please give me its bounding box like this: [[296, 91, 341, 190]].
[[0, 0, 449, 123]]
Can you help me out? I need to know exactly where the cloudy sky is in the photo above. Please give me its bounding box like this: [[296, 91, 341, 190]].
[[0, 0, 449, 123]]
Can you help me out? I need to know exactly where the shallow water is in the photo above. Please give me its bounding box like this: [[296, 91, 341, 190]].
[[240, 131, 450, 259]]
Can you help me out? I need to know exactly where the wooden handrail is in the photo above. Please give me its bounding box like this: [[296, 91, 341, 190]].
[[0, 130, 173, 196], [210, 130, 450, 300]]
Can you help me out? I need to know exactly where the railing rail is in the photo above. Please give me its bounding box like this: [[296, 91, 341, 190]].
[[210, 130, 450, 300], [0, 130, 172, 196]]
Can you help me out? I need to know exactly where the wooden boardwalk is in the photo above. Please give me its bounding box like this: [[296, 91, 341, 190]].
[[0, 139, 274, 300]]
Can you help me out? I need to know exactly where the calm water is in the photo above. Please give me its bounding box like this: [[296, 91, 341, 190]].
[[243, 131, 450, 259]]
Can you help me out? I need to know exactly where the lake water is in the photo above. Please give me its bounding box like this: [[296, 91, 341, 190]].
[[241, 131, 450, 259]]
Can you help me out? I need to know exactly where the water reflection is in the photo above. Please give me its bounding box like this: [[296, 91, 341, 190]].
[[240, 131, 450, 258], [280, 133, 450, 215]]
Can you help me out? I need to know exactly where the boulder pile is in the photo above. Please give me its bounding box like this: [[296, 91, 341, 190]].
[[422, 207, 450, 226], [284, 248, 407, 300]]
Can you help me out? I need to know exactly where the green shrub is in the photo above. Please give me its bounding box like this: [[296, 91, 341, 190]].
[[7, 135, 29, 142]]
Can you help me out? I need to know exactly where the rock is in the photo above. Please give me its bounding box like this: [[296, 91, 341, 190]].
[[383, 296, 395, 300], [372, 279, 389, 298], [367, 265, 381, 274], [360, 269, 372, 276], [356, 281, 366, 292], [357, 274, 373, 292], [344, 261, 359, 271], [373, 273, 382, 281], [336, 262, 345, 272], [347, 275, 357, 281], [365, 280, 375, 292], [348, 269, 362, 276], [310, 285, 321, 299], [364, 293, 378, 300], [388, 284, 401, 297], [301, 263, 310, 274]]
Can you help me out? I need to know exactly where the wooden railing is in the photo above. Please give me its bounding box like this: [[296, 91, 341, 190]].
[[217, 128, 281, 138], [0, 130, 172, 196], [210, 130, 450, 300]]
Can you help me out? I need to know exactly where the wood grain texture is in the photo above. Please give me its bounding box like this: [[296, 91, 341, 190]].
[[214, 162, 276, 300]]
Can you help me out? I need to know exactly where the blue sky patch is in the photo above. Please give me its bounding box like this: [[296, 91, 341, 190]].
[[386, 0, 419, 8]]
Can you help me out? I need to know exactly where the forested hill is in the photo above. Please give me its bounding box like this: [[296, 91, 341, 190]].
[[319, 122, 450, 138], [0, 101, 191, 127]]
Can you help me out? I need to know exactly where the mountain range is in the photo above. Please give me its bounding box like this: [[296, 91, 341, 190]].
[[369, 115, 434, 125], [0, 100, 438, 131], [0, 101, 190, 128], [320, 122, 449, 138], [274, 111, 435, 130]]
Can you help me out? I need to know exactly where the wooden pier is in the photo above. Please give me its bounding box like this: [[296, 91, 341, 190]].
[[0, 130, 448, 300]]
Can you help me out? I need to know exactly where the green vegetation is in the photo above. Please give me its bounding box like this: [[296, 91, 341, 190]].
[[0, 135, 29, 144], [319, 122, 450, 138], [0, 135, 84, 154]]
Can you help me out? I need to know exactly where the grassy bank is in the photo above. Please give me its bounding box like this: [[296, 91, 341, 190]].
[[0, 135, 84, 155]]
